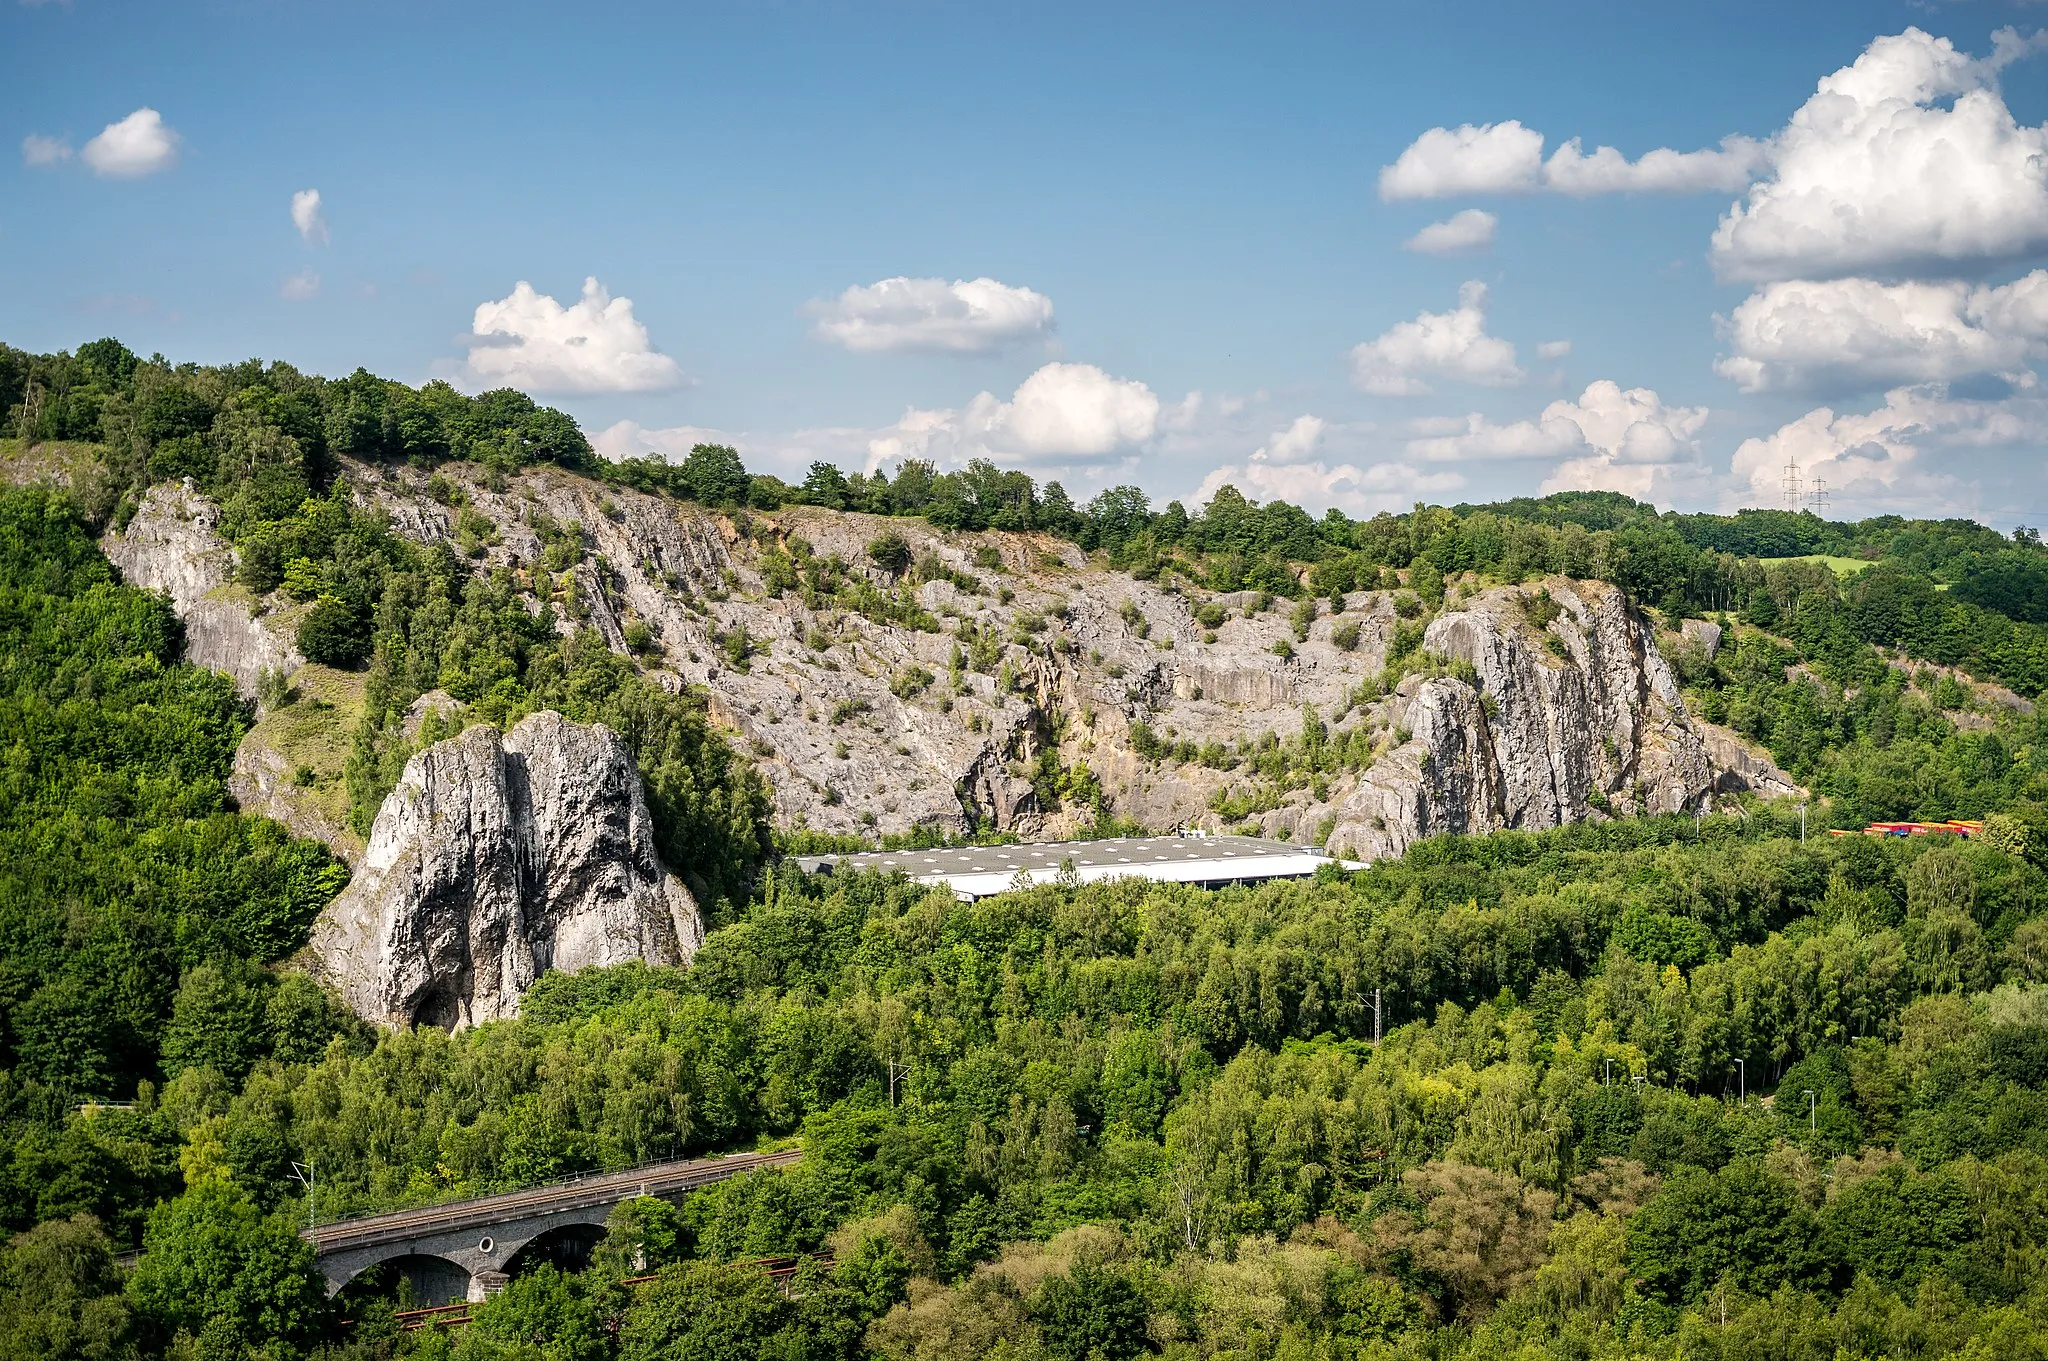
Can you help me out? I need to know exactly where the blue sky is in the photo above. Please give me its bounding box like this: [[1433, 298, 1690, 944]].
[[5, 2, 2047, 525]]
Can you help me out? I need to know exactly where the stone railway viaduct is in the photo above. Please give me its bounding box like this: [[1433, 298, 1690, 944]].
[[308, 1147, 802, 1302]]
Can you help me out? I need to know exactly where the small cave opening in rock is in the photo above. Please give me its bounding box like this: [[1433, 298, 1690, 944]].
[[412, 984, 465, 1031]]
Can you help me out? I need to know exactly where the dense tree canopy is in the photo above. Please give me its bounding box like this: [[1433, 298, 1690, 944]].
[[0, 490, 349, 1103], [98, 819, 2048, 1359], [12, 338, 2048, 1358]]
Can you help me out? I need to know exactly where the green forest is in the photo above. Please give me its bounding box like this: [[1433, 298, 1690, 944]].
[[8, 337, 2048, 1360]]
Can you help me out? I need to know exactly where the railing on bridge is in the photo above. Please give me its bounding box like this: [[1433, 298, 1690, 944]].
[[307, 1146, 803, 1255]]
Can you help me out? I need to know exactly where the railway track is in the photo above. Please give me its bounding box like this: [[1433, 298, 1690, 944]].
[[307, 1147, 803, 1254]]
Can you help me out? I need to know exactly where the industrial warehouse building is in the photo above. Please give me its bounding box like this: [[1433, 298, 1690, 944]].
[[792, 833, 1367, 900]]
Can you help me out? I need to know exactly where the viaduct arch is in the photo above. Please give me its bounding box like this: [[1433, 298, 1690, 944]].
[[310, 1147, 801, 1302]]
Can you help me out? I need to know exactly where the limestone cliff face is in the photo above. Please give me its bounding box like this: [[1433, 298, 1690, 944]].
[[68, 454, 1793, 874], [1323, 581, 1715, 860], [335, 463, 1786, 850], [99, 481, 369, 857], [101, 481, 302, 698], [308, 711, 701, 1028]]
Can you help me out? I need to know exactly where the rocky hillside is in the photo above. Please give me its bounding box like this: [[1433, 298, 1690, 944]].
[[101, 480, 304, 697], [92, 460, 1791, 864]]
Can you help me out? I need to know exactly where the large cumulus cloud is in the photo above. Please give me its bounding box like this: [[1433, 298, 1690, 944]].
[[463, 277, 687, 394], [1711, 28, 2048, 283]]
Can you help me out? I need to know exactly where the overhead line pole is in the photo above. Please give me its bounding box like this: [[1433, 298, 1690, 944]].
[[290, 1160, 316, 1231]]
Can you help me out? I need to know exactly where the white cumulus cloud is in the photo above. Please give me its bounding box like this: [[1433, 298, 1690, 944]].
[[862, 362, 1161, 471], [1403, 209, 1498, 255], [809, 276, 1055, 353], [463, 277, 686, 394], [1716, 270, 2048, 393], [1541, 136, 1766, 195], [1377, 23, 2048, 286], [80, 108, 179, 178], [291, 189, 329, 245], [591, 421, 740, 463], [1351, 281, 1524, 396], [279, 269, 320, 302], [1538, 340, 1572, 360], [1381, 121, 1545, 199], [1538, 383, 1714, 498], [1379, 118, 1763, 200], [981, 363, 1158, 455], [1406, 381, 1710, 501], [1263, 414, 1328, 464], [1406, 410, 1585, 463], [20, 133, 70, 167], [1711, 27, 2048, 281], [1192, 414, 1463, 516]]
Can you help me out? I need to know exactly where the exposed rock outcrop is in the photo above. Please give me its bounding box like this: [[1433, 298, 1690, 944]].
[[342, 465, 1785, 850], [308, 711, 701, 1029], [1681, 618, 1723, 661], [101, 481, 302, 699], [1700, 722, 1803, 798], [102, 480, 361, 855], [1324, 581, 1715, 860]]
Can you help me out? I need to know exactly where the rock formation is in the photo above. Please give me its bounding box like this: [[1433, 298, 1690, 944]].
[[308, 711, 701, 1028], [1324, 581, 1714, 859], [101, 481, 302, 699], [1699, 722, 1803, 798], [1680, 617, 1723, 661]]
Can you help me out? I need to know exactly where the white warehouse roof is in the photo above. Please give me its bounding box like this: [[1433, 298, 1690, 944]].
[[792, 833, 1367, 900]]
